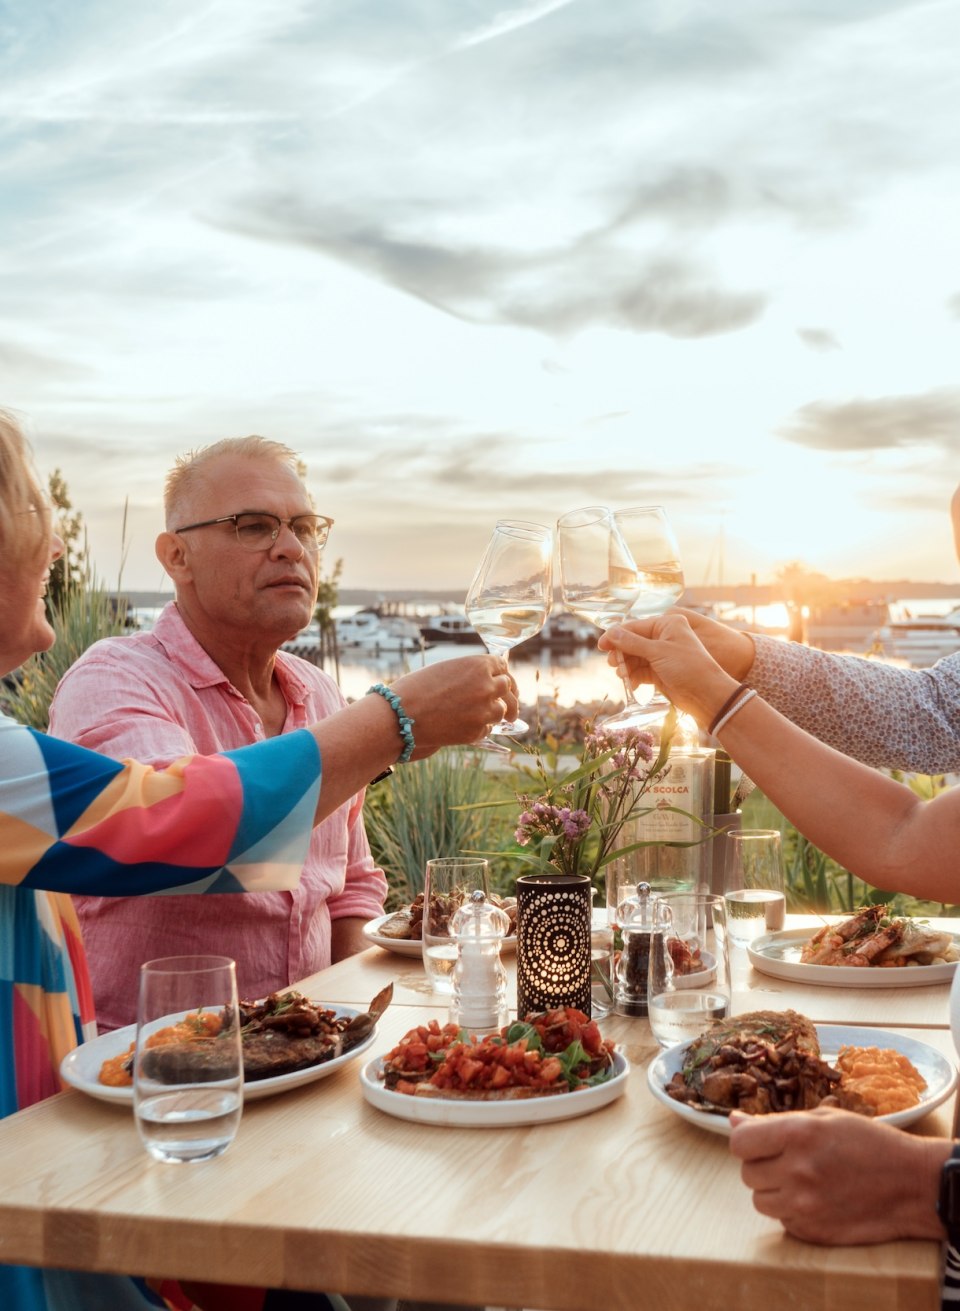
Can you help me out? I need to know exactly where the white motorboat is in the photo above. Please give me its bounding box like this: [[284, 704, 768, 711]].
[[336, 609, 424, 653], [418, 613, 484, 645], [872, 608, 960, 666], [805, 601, 892, 651], [281, 623, 322, 660]]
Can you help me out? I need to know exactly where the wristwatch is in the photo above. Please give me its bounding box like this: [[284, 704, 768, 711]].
[[937, 1144, 960, 1244]]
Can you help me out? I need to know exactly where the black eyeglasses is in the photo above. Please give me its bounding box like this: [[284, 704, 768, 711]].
[[173, 512, 333, 553]]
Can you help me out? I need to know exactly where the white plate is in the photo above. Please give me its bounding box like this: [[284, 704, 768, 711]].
[[747, 927, 960, 988], [360, 1050, 629, 1127], [362, 913, 516, 958], [674, 950, 716, 989], [647, 1024, 958, 1137], [60, 1005, 378, 1106]]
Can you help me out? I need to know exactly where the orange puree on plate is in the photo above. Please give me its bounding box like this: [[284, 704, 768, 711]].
[[97, 1010, 224, 1088]]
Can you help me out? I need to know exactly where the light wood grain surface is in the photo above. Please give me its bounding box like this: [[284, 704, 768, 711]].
[[0, 950, 955, 1311]]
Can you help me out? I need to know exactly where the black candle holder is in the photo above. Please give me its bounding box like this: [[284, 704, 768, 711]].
[[515, 873, 592, 1018]]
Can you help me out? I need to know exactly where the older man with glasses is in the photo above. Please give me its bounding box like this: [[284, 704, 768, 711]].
[[50, 436, 399, 1032]]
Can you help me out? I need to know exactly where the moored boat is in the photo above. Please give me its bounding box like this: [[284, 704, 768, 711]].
[[805, 601, 892, 652], [337, 610, 425, 652], [418, 613, 484, 645], [281, 623, 322, 660], [872, 608, 960, 666]]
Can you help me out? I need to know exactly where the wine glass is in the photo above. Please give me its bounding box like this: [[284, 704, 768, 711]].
[[465, 519, 553, 748], [557, 505, 651, 729], [608, 505, 685, 728]]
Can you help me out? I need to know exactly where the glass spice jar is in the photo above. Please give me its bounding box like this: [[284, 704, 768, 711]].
[[614, 881, 672, 1018]]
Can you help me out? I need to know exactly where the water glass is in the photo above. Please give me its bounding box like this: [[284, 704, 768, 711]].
[[134, 955, 242, 1164], [656, 891, 710, 954], [422, 858, 490, 994], [647, 894, 732, 1048], [723, 829, 786, 948], [590, 913, 615, 1019]]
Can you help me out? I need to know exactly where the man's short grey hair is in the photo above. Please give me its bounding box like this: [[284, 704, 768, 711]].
[[164, 435, 306, 528]]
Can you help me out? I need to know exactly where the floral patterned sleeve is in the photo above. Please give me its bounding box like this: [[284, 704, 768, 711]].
[[748, 637, 960, 773]]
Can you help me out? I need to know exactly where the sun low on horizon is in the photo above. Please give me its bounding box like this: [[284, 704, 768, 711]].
[[2, 1, 959, 595]]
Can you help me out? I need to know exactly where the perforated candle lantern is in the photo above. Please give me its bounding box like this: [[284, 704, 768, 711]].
[[515, 873, 593, 1018]]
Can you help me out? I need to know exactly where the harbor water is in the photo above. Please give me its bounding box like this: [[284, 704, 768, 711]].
[[318, 596, 960, 710], [131, 596, 960, 711], [331, 639, 627, 711]]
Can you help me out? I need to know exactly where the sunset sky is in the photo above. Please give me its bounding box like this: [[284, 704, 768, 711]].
[[3, 0, 959, 594]]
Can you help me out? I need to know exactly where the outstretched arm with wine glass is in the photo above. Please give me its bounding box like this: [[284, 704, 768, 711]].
[[465, 519, 554, 751]]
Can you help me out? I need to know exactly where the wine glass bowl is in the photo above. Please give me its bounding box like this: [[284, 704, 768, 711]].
[[557, 505, 656, 730], [555, 505, 639, 631], [465, 519, 554, 742], [615, 506, 684, 618], [611, 505, 685, 726]]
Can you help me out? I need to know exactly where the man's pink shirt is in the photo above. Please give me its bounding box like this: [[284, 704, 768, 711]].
[[48, 603, 388, 1032]]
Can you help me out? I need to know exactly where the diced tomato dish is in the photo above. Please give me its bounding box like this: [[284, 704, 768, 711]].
[[382, 1008, 614, 1097]]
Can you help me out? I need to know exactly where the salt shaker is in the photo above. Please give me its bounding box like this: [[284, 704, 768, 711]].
[[449, 889, 511, 1033], [614, 881, 672, 1018]]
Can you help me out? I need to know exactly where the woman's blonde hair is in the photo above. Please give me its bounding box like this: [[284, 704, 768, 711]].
[[163, 435, 307, 528], [0, 409, 52, 569]]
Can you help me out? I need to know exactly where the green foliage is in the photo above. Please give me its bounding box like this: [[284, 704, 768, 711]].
[[741, 781, 960, 918], [45, 468, 87, 613], [363, 748, 516, 907], [0, 575, 127, 730], [310, 556, 343, 677], [502, 711, 681, 881], [457, 709, 715, 909], [314, 556, 342, 632]]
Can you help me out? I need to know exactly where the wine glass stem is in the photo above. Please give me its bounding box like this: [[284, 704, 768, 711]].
[[605, 631, 640, 706]]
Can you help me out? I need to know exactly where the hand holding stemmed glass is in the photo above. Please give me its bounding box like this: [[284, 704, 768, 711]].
[[464, 519, 554, 752]]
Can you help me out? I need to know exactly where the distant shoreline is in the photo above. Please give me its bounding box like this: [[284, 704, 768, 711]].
[[115, 580, 960, 610]]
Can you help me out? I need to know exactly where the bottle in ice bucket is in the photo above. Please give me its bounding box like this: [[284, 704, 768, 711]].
[[614, 881, 672, 1018], [449, 889, 511, 1032]]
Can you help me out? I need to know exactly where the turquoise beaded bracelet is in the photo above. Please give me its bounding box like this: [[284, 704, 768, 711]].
[[367, 682, 416, 763]]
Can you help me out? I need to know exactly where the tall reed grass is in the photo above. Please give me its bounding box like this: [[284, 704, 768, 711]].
[[363, 748, 514, 906], [742, 783, 959, 918], [0, 578, 126, 730]]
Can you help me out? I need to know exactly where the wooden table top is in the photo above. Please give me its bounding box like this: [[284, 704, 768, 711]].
[[0, 921, 956, 1311]]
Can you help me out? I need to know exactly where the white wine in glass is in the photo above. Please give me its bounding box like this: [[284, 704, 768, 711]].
[[609, 505, 685, 728], [556, 505, 651, 727], [465, 519, 554, 743]]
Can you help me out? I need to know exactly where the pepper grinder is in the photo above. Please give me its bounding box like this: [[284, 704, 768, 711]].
[[449, 889, 511, 1033], [614, 881, 671, 1018]]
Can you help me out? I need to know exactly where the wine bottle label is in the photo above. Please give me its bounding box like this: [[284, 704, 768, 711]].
[[635, 758, 698, 843], [620, 749, 716, 892]]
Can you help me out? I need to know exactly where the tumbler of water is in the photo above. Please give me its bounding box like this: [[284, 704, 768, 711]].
[[647, 894, 732, 1048], [134, 954, 243, 1164], [422, 858, 490, 994], [723, 829, 786, 949]]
